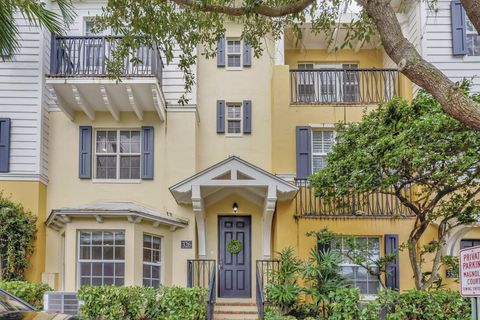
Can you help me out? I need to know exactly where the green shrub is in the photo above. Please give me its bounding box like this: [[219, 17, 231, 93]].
[[361, 289, 470, 320], [327, 287, 361, 320], [77, 285, 207, 320], [0, 280, 52, 309], [0, 193, 37, 280]]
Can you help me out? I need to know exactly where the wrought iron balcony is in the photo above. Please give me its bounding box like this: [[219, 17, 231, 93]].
[[290, 68, 400, 105], [49, 35, 163, 83], [294, 179, 414, 217]]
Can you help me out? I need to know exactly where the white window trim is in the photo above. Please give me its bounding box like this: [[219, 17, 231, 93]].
[[311, 130, 336, 173], [226, 38, 243, 70], [225, 103, 243, 137], [142, 233, 164, 287], [77, 230, 126, 289], [93, 129, 141, 182]]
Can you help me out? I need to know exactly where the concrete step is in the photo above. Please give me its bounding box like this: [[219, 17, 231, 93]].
[[213, 301, 259, 320]]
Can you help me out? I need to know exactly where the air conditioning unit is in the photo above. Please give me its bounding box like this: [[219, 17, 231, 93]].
[[43, 291, 80, 315]]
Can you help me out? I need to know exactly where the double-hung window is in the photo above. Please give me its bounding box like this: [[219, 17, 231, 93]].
[[331, 236, 381, 295], [312, 130, 334, 172], [95, 130, 141, 180], [143, 234, 162, 287], [226, 104, 242, 135], [226, 39, 242, 68], [78, 231, 125, 286], [466, 17, 480, 56]]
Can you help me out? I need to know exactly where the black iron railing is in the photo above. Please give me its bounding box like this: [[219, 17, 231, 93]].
[[294, 179, 414, 217], [256, 260, 280, 318], [290, 68, 400, 105], [187, 259, 216, 320], [49, 35, 163, 83]]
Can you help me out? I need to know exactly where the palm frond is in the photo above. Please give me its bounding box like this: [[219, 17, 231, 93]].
[[0, 0, 75, 57]]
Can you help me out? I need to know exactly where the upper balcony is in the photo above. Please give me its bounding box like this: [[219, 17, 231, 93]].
[[46, 35, 166, 121], [289, 68, 400, 105]]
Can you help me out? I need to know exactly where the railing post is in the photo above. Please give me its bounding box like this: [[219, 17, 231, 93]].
[[187, 260, 192, 288]]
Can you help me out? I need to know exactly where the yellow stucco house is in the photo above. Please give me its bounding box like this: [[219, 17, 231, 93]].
[[1, 0, 480, 318]]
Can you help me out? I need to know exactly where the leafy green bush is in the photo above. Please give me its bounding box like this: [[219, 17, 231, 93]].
[[0, 193, 37, 280], [328, 288, 361, 320], [361, 289, 470, 320], [267, 247, 302, 316], [0, 281, 52, 309], [77, 285, 207, 320]]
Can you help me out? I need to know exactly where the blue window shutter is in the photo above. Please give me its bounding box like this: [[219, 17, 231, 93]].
[[243, 42, 252, 67], [78, 126, 92, 179], [0, 118, 11, 172], [217, 37, 225, 67], [385, 234, 400, 290], [217, 100, 225, 133], [451, 0, 468, 55], [243, 100, 252, 134], [296, 126, 311, 179], [141, 126, 154, 180]]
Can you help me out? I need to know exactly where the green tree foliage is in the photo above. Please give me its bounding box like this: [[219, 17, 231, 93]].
[[310, 83, 480, 290], [0, 0, 75, 57], [0, 194, 37, 280], [0, 281, 52, 309]]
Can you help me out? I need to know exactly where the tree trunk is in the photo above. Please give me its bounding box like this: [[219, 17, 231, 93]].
[[356, 0, 480, 130], [461, 0, 480, 34]]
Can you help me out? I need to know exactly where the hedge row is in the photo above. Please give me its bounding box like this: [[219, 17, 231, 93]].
[[265, 288, 471, 320], [0, 281, 52, 309], [77, 285, 207, 320]]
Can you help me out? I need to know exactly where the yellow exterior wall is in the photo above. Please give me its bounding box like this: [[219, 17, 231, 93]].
[[196, 23, 274, 172], [0, 180, 47, 282], [45, 110, 199, 289], [285, 49, 384, 69]]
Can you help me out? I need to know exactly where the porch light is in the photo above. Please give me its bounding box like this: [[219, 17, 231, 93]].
[[232, 202, 238, 214]]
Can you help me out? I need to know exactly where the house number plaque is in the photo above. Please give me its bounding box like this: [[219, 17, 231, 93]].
[[181, 240, 193, 249]]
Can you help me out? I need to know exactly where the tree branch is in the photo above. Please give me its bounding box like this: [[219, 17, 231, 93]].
[[461, 0, 480, 35], [170, 0, 314, 17], [356, 0, 480, 130]]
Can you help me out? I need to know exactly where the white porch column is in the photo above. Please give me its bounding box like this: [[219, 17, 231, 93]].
[[192, 185, 207, 258], [262, 185, 277, 258]]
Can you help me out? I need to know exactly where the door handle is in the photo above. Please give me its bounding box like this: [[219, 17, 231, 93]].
[[218, 260, 223, 270]]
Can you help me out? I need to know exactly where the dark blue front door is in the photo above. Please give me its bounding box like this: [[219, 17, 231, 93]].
[[218, 216, 251, 298]]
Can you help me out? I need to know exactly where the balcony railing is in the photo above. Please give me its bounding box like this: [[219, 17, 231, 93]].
[[49, 35, 163, 83], [294, 179, 414, 217], [290, 68, 400, 105]]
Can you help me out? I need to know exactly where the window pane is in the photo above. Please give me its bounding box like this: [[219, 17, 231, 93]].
[[115, 232, 125, 245], [144, 234, 152, 248], [227, 40, 241, 53], [143, 248, 152, 262], [115, 247, 125, 260], [143, 234, 162, 287], [131, 131, 140, 153], [120, 156, 140, 179], [120, 131, 131, 153], [227, 55, 241, 67], [227, 121, 241, 134], [96, 155, 117, 179], [80, 246, 91, 260], [78, 231, 125, 287]]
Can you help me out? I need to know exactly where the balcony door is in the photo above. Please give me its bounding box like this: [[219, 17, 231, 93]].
[[297, 63, 359, 103]]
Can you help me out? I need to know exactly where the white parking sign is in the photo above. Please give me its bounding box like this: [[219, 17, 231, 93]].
[[460, 245, 480, 297]]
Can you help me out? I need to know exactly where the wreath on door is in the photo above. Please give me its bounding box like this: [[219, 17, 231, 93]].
[[227, 239, 243, 254]]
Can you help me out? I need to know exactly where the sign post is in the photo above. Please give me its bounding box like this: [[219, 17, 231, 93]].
[[459, 245, 480, 320]]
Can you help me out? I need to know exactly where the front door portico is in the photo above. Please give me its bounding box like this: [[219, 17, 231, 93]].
[[169, 155, 298, 263]]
